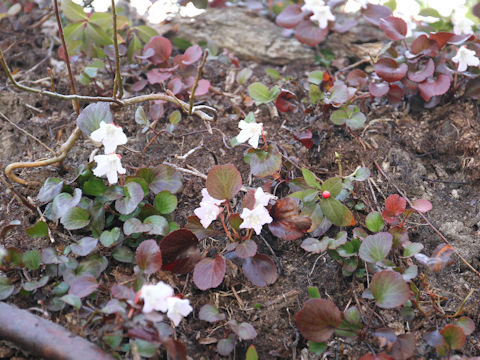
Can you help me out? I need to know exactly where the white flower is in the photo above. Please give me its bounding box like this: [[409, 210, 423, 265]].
[[93, 153, 126, 184], [239, 205, 273, 235], [200, 188, 224, 206], [194, 202, 222, 228], [452, 11, 474, 35], [254, 187, 275, 207], [236, 120, 263, 149], [140, 282, 174, 313], [356, 0, 369, 9], [166, 297, 193, 326], [310, 5, 335, 29], [301, 0, 325, 13], [90, 121, 128, 154], [452, 46, 480, 72]]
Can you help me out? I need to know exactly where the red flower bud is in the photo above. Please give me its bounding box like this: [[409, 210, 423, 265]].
[[322, 190, 331, 199]]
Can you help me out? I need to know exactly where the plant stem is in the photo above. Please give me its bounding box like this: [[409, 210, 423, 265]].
[[111, 0, 123, 99], [188, 49, 209, 115], [219, 212, 234, 243], [53, 0, 80, 115]]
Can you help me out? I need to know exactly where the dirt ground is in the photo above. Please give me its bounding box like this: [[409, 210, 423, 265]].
[[1, 6, 480, 360]]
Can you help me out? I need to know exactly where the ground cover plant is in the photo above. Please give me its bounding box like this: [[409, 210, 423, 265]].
[[0, 0, 480, 359]]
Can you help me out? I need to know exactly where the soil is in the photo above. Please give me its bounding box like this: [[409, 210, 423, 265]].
[[1, 5, 480, 360]]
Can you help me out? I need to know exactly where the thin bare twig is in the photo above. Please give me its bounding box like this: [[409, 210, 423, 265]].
[[53, 0, 79, 115], [189, 49, 209, 115], [111, 0, 123, 99], [373, 160, 480, 279]]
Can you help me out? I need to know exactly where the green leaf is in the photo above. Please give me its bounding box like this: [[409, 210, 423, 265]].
[[365, 211, 384, 232], [23, 276, 49, 291], [86, 22, 113, 46], [302, 168, 320, 188], [113, 246, 135, 263], [307, 286, 321, 298], [76, 102, 113, 136], [206, 164, 242, 200], [244, 144, 282, 177], [237, 68, 252, 86], [172, 37, 192, 51], [83, 177, 106, 196], [359, 233, 392, 263], [169, 110, 181, 125], [61, 207, 90, 230], [265, 68, 282, 81], [441, 325, 466, 350], [22, 250, 42, 270], [309, 84, 322, 104], [127, 34, 142, 63], [26, 221, 48, 238], [245, 345, 258, 360], [135, 106, 148, 126], [136, 25, 159, 43], [308, 341, 326, 355], [61, 0, 88, 22], [154, 191, 177, 214], [60, 294, 82, 309], [0, 276, 14, 300], [419, 7, 442, 18], [321, 177, 343, 198], [370, 270, 410, 309], [308, 71, 324, 85], [247, 82, 280, 105], [89, 12, 112, 27], [100, 227, 122, 248], [144, 215, 169, 236], [320, 198, 355, 227], [132, 339, 159, 358]]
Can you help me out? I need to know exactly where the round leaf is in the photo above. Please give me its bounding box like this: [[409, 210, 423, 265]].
[[359, 232, 392, 263], [276, 4, 303, 28], [76, 103, 113, 136], [242, 254, 278, 287], [136, 239, 162, 275], [379, 16, 407, 41], [160, 229, 200, 274], [193, 255, 226, 290], [295, 298, 342, 342], [374, 58, 408, 83], [60, 207, 90, 230], [440, 324, 466, 350], [366, 211, 384, 232], [411, 199, 432, 213], [206, 164, 242, 200], [320, 198, 355, 227], [371, 270, 410, 309], [154, 191, 178, 214], [198, 304, 226, 323], [71, 237, 98, 256], [115, 182, 144, 215]]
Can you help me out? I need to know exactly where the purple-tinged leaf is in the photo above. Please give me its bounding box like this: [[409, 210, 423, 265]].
[[206, 164, 242, 200], [242, 254, 278, 287], [454, 316, 475, 336], [131, 79, 147, 92], [371, 270, 410, 309], [182, 44, 202, 65], [382, 194, 406, 224], [276, 5, 304, 28], [295, 298, 342, 342], [408, 58, 434, 83], [146, 68, 172, 85], [70, 237, 98, 256], [217, 334, 235, 356], [410, 35, 439, 57], [386, 84, 403, 103], [37, 177, 63, 203], [373, 328, 397, 343], [411, 199, 432, 213], [374, 58, 408, 83], [68, 275, 98, 298], [425, 330, 443, 347], [136, 239, 162, 275], [269, 198, 312, 241], [115, 182, 144, 215], [76, 103, 113, 136], [402, 242, 423, 258], [359, 232, 393, 263], [192, 79, 210, 96], [418, 74, 451, 101], [0, 276, 14, 300], [292, 130, 314, 149], [23, 276, 50, 292], [185, 215, 216, 240], [362, 4, 392, 26], [198, 304, 226, 323], [379, 16, 407, 41], [229, 320, 257, 340], [244, 144, 282, 177], [235, 239, 257, 259], [369, 82, 389, 97], [160, 229, 200, 274], [295, 20, 329, 47], [275, 89, 296, 113], [144, 36, 172, 65], [193, 255, 226, 290], [390, 333, 415, 360], [301, 237, 329, 254], [347, 69, 367, 87], [429, 32, 455, 49], [101, 299, 126, 315], [111, 284, 136, 301], [136, 165, 183, 195]]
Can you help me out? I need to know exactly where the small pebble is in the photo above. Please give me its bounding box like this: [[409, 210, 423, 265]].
[[451, 189, 460, 199]]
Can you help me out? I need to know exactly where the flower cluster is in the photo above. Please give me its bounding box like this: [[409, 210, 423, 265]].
[[139, 281, 193, 326], [194, 188, 225, 228], [239, 187, 274, 235], [90, 121, 128, 184], [301, 0, 335, 29]]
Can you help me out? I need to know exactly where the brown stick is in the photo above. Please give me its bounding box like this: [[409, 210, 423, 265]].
[[0, 302, 115, 360], [373, 160, 480, 279]]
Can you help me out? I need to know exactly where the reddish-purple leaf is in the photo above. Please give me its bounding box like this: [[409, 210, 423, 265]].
[[192, 79, 210, 96], [245, 144, 282, 177], [295, 20, 329, 47], [332, 18, 358, 33], [229, 320, 257, 340], [425, 330, 444, 347], [136, 239, 162, 275], [370, 270, 410, 309], [474, 2, 480, 18], [193, 255, 226, 290], [276, 5, 304, 28], [275, 89, 296, 113], [182, 44, 202, 65], [390, 333, 415, 360], [464, 78, 480, 99], [235, 239, 257, 259], [111, 284, 136, 301], [374, 58, 408, 83], [131, 79, 147, 92], [386, 84, 403, 103], [185, 215, 217, 240], [68, 275, 98, 298], [447, 33, 474, 45], [411, 198, 432, 213], [408, 58, 435, 83], [382, 194, 406, 224], [410, 35, 439, 57], [268, 198, 312, 241], [295, 298, 342, 342], [369, 82, 389, 97], [242, 189, 257, 210], [144, 36, 172, 65], [160, 228, 200, 274], [379, 16, 407, 41], [162, 338, 188, 360], [293, 130, 314, 149], [206, 164, 242, 200], [414, 243, 454, 272], [70, 237, 98, 257], [198, 304, 226, 323], [347, 69, 368, 87], [168, 77, 185, 95], [429, 32, 455, 49], [149, 103, 164, 122], [418, 74, 451, 101], [441, 324, 466, 350], [362, 4, 392, 26], [242, 253, 278, 287], [146, 68, 172, 85]]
